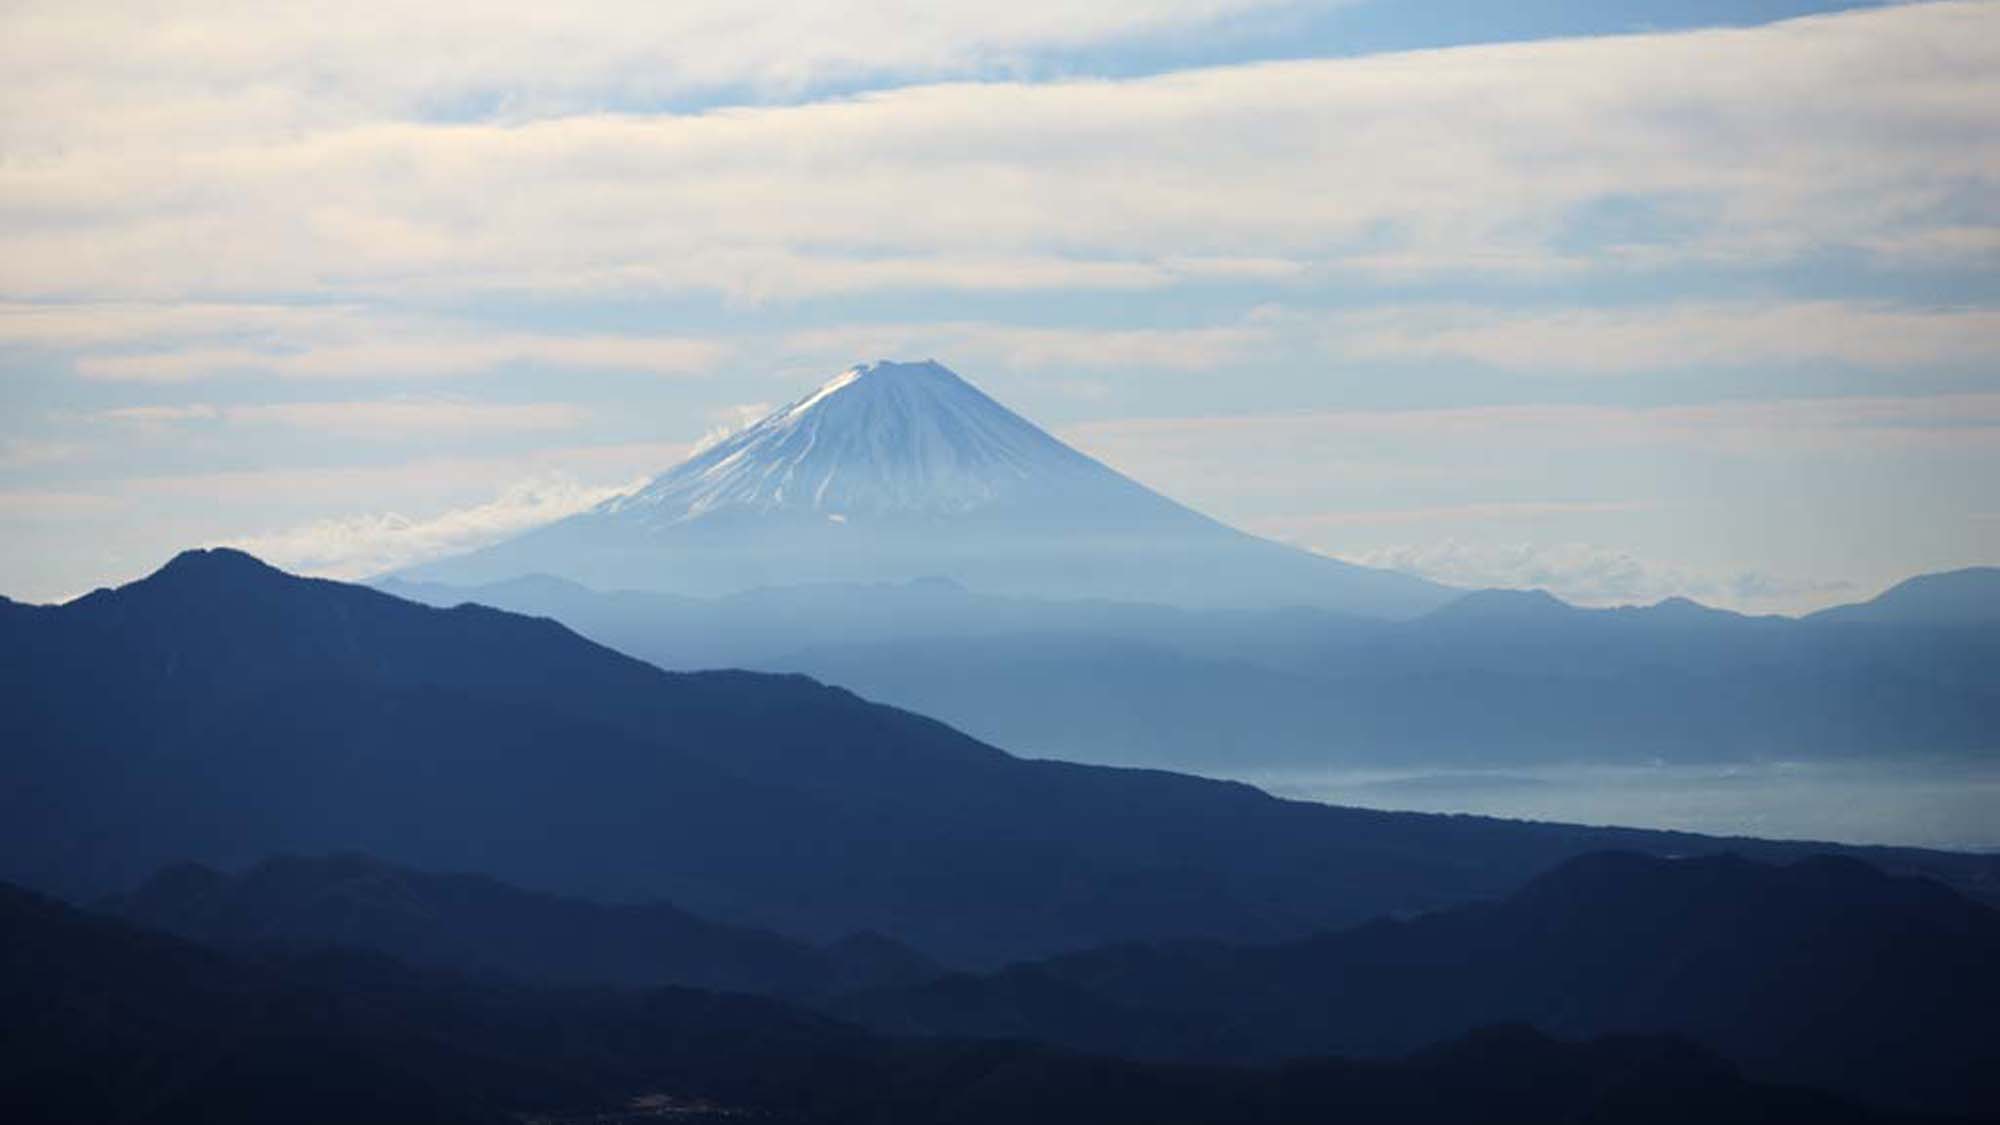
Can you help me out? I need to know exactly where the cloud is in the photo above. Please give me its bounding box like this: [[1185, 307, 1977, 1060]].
[[1, 0, 1297, 150], [0, 301, 729, 383], [1338, 538, 1856, 613], [0, 489, 124, 518], [114, 441, 690, 507], [1060, 395, 2000, 567], [1067, 393, 2000, 467], [0, 439, 84, 467], [73, 333, 726, 382], [92, 405, 224, 424], [1320, 302, 2000, 375], [0, 301, 361, 349], [220, 474, 644, 578], [769, 301, 1997, 388], [94, 399, 592, 437], [689, 401, 777, 454], [3, 3, 1993, 301], [1251, 500, 1655, 531], [781, 320, 1272, 373]]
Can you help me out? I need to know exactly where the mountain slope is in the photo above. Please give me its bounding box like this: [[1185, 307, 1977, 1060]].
[[4, 881, 1907, 1125], [398, 360, 1452, 616], [5, 549, 1996, 967], [104, 854, 938, 997], [1808, 567, 2000, 625], [835, 851, 2000, 1115]]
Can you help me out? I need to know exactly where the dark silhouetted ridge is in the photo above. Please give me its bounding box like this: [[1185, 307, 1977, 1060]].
[[0, 878, 1914, 1125], [836, 851, 2000, 1115], [104, 853, 935, 997], [157, 546, 283, 579]]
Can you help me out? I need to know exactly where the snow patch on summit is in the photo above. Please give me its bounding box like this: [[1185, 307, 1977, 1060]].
[[600, 360, 1111, 523]]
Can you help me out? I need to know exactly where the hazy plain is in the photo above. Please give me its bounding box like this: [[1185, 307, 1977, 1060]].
[[1239, 757, 2000, 852]]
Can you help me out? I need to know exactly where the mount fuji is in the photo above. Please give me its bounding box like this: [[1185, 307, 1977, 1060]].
[[401, 360, 1452, 615]]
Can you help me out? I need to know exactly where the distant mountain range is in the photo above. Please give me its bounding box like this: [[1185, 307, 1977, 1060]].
[[378, 565, 2000, 769], [358, 356, 1998, 770], [10, 877, 1915, 1125], [7, 549, 1997, 968], [397, 360, 1454, 617]]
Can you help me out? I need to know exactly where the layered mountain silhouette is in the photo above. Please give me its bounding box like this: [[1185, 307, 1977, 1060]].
[[105, 853, 938, 997], [5, 549, 1997, 967], [379, 568, 2000, 769], [835, 851, 2000, 1115], [99, 847, 2000, 1114], [374, 357, 1997, 771], [7, 879, 1914, 1125], [397, 359, 1453, 616]]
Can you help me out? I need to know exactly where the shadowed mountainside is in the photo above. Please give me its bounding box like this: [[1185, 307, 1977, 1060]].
[[0, 880, 1931, 1125], [99, 847, 2000, 1114], [104, 853, 939, 998], [834, 851, 2000, 1115], [5, 549, 1997, 968]]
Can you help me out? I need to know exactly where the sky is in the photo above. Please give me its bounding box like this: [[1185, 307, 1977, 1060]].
[[1, 0, 1995, 612]]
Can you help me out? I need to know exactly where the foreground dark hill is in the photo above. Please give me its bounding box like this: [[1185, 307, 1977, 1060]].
[[5, 549, 1996, 966], [837, 852, 2000, 1115], [105, 853, 938, 997], [0, 881, 1933, 1125], [381, 569, 2000, 769], [99, 848, 2000, 1115]]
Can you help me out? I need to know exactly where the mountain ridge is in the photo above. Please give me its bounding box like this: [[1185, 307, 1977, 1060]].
[[834, 850, 2000, 1115], [103, 852, 940, 998], [6, 876, 1913, 1125], [1808, 567, 2000, 625], [6, 548, 1998, 967]]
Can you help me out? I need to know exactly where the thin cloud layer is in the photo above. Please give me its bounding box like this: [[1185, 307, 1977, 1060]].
[[1320, 302, 2000, 374], [94, 400, 592, 438], [1065, 394, 2000, 472], [3, 0, 1300, 148], [73, 334, 727, 382], [1339, 539, 1857, 613], [222, 474, 644, 578], [782, 321, 1270, 373], [3, 4, 1993, 301]]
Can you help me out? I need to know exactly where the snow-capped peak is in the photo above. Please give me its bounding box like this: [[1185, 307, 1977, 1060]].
[[600, 359, 1114, 523], [402, 358, 1456, 613]]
